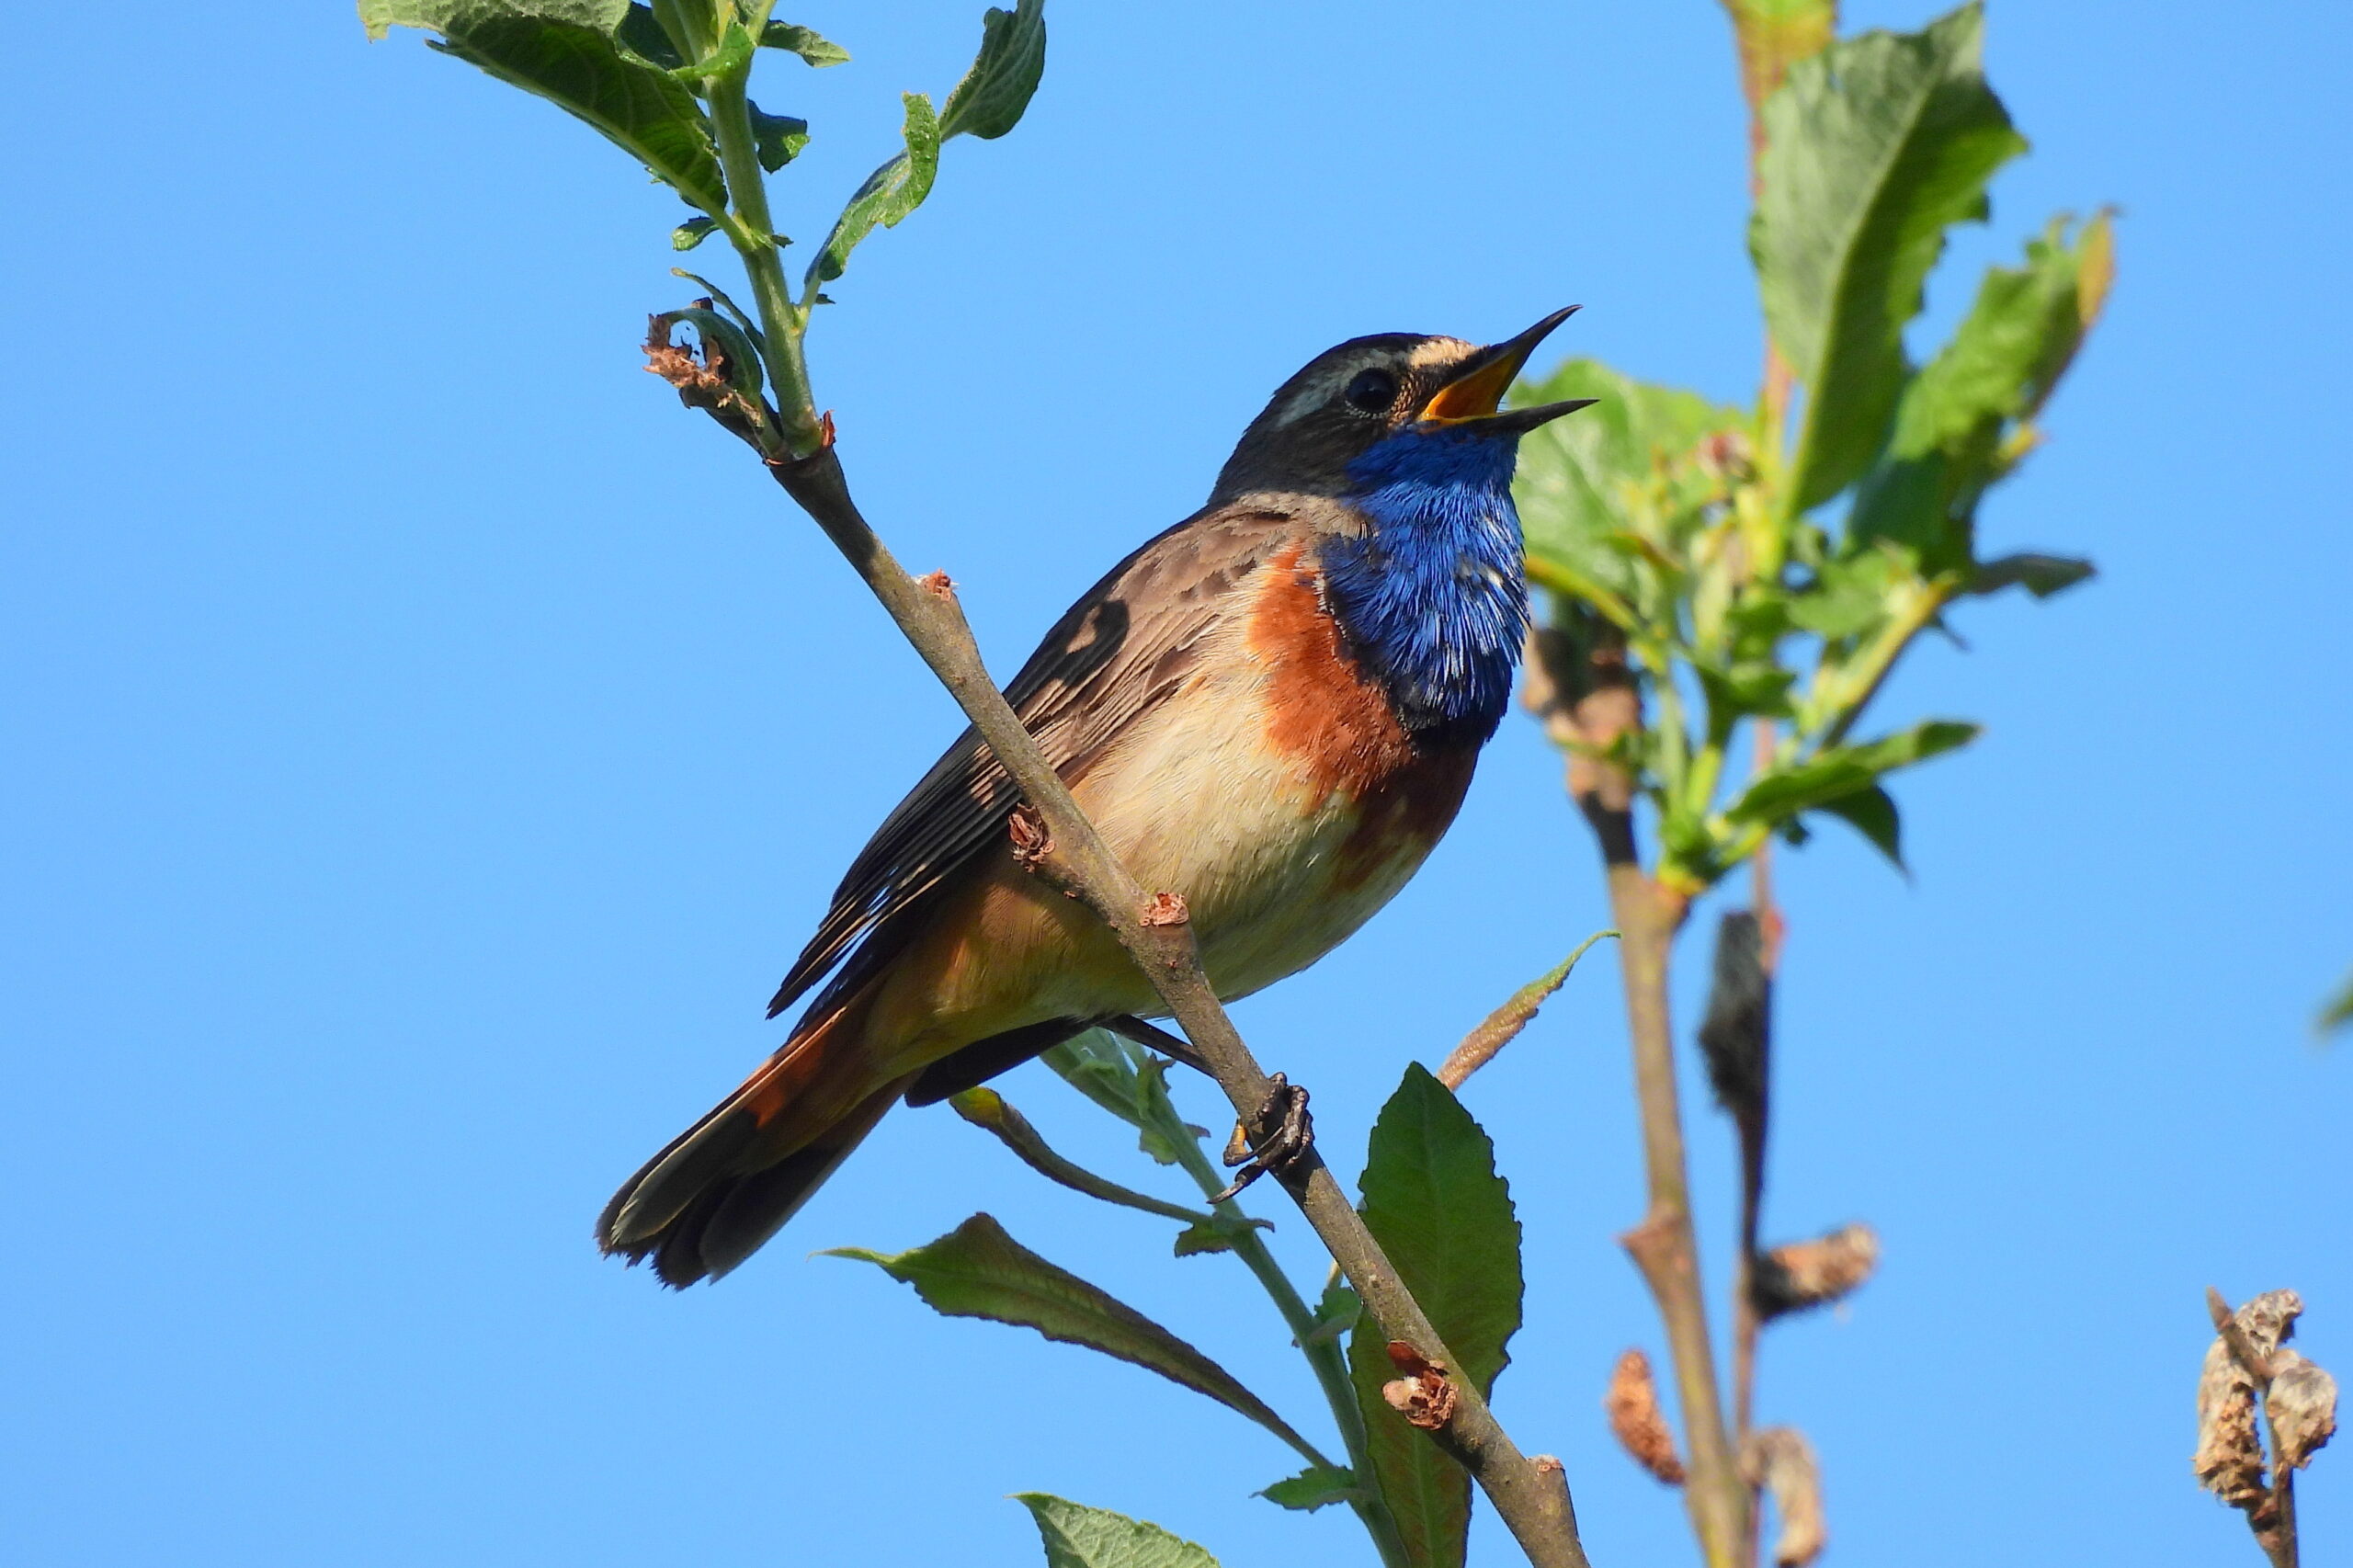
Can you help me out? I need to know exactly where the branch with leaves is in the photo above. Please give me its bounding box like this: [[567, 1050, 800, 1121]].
[[1511, 4, 2109, 1564], [361, 4, 1606, 1565]]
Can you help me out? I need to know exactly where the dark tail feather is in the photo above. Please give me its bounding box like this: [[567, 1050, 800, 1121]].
[[601, 1081, 903, 1287], [597, 996, 900, 1286]]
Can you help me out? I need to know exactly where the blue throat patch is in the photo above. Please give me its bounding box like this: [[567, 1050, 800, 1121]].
[[1323, 426, 1531, 742]]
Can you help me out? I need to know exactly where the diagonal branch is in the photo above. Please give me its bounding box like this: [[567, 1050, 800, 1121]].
[[763, 441, 1591, 1568]]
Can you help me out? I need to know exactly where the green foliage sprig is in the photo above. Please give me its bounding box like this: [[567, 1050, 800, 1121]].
[[363, 0, 1045, 460], [1515, 0, 2109, 895]]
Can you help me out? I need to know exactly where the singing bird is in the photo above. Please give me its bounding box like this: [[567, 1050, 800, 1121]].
[[598, 309, 1595, 1284]]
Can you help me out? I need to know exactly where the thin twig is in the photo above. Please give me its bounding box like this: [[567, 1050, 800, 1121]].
[[1609, 866, 1747, 1568], [763, 444, 1591, 1568], [2210, 1286, 2278, 1382]]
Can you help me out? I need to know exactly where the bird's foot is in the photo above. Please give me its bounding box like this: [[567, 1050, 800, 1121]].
[[1099, 1017, 1315, 1202], [1211, 1074, 1313, 1204]]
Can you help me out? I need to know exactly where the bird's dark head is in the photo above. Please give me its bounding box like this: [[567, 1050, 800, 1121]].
[[1210, 308, 1593, 504]]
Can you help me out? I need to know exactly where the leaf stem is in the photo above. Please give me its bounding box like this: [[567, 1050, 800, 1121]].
[[1811, 572, 1958, 749], [1133, 1064, 1413, 1568], [703, 51, 824, 454]]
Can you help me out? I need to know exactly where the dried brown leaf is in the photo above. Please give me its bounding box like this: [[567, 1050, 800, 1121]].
[[1380, 1342, 1458, 1431], [1742, 1426, 1826, 1567], [641, 315, 768, 437], [1697, 910, 1771, 1134], [1140, 892, 1189, 927], [2194, 1334, 2268, 1508], [2268, 1348, 2338, 1471], [2235, 1290, 2305, 1365], [1602, 1348, 1685, 1485], [1436, 930, 1614, 1090], [1753, 1222, 1879, 1319], [2196, 1289, 2311, 1519], [1007, 802, 1052, 869]]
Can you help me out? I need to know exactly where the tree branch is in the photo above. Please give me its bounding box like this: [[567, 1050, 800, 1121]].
[[763, 442, 1592, 1568], [1608, 866, 1747, 1568], [1528, 625, 1746, 1566]]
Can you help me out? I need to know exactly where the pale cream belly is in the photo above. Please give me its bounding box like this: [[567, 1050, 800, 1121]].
[[859, 653, 1472, 1069], [1070, 668, 1466, 1007]]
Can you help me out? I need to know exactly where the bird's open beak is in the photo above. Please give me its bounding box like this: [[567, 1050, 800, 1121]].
[[1417, 306, 1595, 433]]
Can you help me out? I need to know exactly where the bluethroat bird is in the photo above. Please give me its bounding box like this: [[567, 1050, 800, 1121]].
[[599, 309, 1594, 1284]]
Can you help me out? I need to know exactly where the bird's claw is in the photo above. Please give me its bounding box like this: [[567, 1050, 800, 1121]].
[[1211, 1074, 1313, 1203]]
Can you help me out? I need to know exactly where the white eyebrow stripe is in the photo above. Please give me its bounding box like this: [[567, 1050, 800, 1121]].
[[1264, 337, 1479, 428]]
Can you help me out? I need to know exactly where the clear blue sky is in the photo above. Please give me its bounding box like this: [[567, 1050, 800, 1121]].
[[5, 3, 2347, 1564]]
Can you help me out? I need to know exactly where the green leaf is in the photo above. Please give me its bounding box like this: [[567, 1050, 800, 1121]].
[[1042, 1029, 1152, 1125], [361, 0, 628, 39], [828, 1215, 1312, 1455], [1303, 1279, 1361, 1347], [1754, 1, 2026, 511], [748, 101, 809, 171], [1811, 782, 1904, 869], [1170, 1219, 1232, 1257], [695, 14, 756, 80], [1786, 545, 1904, 640], [1015, 1495, 1220, 1568], [667, 266, 761, 342], [1968, 551, 2095, 599], [759, 19, 848, 65], [1346, 1066, 1522, 1568], [2319, 970, 2353, 1037], [806, 91, 942, 290], [671, 214, 718, 249], [940, 0, 1048, 141], [361, 2, 729, 214], [1041, 1032, 1205, 1165], [1257, 1464, 1358, 1513], [1697, 660, 1798, 721], [1728, 719, 1980, 830], [1134, 1112, 1190, 1167], [1850, 211, 2116, 568], [1512, 357, 1745, 616], [1722, 0, 1836, 116], [613, 1, 681, 66]]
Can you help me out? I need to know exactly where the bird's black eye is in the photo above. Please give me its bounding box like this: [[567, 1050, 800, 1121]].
[[1343, 367, 1399, 415]]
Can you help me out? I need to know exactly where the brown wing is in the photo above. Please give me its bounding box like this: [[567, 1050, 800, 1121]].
[[765, 504, 1301, 1024]]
